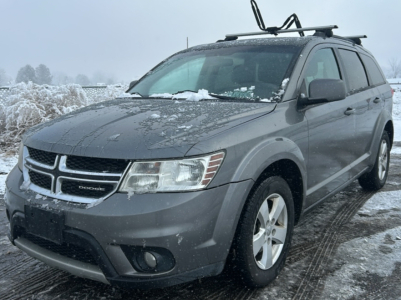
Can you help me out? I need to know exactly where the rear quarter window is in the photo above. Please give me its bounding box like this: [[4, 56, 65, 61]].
[[360, 54, 386, 86], [338, 49, 369, 92]]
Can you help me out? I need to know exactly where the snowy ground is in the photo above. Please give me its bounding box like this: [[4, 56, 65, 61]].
[[0, 154, 17, 194]]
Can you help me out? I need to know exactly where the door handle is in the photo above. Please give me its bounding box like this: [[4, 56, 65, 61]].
[[344, 108, 355, 115], [373, 97, 382, 103]]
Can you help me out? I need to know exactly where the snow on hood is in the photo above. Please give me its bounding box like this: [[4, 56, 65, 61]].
[[23, 98, 276, 160]]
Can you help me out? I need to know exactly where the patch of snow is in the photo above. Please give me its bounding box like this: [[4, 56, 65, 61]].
[[168, 114, 178, 121], [358, 191, 401, 216], [391, 145, 401, 154], [392, 88, 401, 141], [321, 226, 401, 299], [321, 190, 401, 299], [118, 92, 141, 98], [150, 114, 160, 119], [19, 180, 30, 191], [150, 93, 173, 98], [176, 233, 183, 245], [150, 90, 216, 102], [107, 134, 121, 141], [0, 154, 18, 194]]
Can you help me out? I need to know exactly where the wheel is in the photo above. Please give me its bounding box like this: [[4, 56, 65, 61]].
[[233, 176, 294, 288], [358, 131, 390, 191]]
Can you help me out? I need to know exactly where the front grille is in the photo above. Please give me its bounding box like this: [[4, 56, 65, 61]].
[[61, 180, 115, 198], [29, 170, 52, 190], [24, 147, 129, 204], [22, 232, 97, 265], [66, 156, 129, 173], [28, 147, 57, 166]]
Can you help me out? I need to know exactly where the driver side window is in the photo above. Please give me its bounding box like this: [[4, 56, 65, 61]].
[[303, 48, 341, 97]]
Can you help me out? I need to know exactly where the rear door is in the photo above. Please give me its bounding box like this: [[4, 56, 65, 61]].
[[335, 48, 374, 177]]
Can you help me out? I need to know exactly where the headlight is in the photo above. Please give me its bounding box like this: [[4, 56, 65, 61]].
[[18, 142, 24, 171], [119, 152, 225, 193]]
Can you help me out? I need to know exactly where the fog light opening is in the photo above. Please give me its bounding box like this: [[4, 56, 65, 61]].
[[144, 251, 157, 269], [121, 245, 176, 273]]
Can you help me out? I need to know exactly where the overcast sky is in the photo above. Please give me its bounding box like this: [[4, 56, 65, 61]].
[[1, 0, 400, 83]]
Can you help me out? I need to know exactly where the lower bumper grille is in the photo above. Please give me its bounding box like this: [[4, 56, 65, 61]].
[[22, 232, 98, 265]]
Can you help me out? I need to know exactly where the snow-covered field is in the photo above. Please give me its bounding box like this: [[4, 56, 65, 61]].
[[390, 84, 401, 141], [0, 82, 127, 152]]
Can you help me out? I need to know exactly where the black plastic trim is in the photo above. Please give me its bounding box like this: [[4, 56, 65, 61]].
[[107, 261, 225, 289]]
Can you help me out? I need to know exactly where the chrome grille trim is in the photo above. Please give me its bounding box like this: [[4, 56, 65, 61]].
[[25, 165, 55, 190], [26, 156, 58, 170], [22, 146, 130, 205], [59, 156, 123, 177]]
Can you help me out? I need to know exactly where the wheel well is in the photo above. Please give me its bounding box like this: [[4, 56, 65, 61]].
[[249, 159, 304, 225], [384, 121, 394, 149]]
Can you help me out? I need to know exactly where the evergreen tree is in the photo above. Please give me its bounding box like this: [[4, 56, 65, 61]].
[[0, 68, 12, 86], [16, 65, 37, 83], [75, 74, 91, 86], [35, 64, 52, 84]]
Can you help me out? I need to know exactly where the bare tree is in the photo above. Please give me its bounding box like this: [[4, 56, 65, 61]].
[[388, 58, 401, 78]]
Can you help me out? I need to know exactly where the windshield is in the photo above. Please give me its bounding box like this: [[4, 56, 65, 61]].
[[128, 44, 301, 102]]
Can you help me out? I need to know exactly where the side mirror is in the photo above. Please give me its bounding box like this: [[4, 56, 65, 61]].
[[298, 79, 346, 108]]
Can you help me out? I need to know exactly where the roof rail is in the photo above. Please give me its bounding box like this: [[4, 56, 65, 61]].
[[224, 25, 338, 41], [331, 35, 367, 45]]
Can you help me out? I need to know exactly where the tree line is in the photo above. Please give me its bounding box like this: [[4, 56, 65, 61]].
[[0, 64, 117, 87]]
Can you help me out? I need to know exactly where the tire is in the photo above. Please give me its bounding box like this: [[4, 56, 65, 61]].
[[358, 131, 390, 191], [232, 176, 295, 288]]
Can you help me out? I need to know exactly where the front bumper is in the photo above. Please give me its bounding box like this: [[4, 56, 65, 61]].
[[5, 166, 253, 288]]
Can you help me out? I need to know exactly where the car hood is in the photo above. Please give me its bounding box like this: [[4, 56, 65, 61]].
[[24, 99, 276, 160]]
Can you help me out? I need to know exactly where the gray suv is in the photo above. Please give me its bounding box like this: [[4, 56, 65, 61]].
[[4, 26, 393, 289]]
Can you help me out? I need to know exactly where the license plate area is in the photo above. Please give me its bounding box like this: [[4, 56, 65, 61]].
[[25, 206, 65, 245]]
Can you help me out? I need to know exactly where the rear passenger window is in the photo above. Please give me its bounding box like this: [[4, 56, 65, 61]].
[[338, 49, 369, 92], [303, 48, 341, 96], [361, 55, 386, 86]]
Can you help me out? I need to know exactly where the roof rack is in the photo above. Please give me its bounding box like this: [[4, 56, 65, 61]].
[[342, 35, 367, 45], [224, 25, 338, 41]]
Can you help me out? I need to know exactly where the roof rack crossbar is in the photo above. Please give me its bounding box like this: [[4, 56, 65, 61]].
[[332, 35, 367, 46], [226, 25, 338, 39], [343, 35, 367, 39]]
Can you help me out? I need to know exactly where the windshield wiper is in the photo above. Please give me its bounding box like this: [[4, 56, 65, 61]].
[[208, 93, 252, 101], [117, 92, 143, 99]]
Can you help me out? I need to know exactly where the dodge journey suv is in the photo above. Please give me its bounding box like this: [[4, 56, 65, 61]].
[[5, 26, 393, 289]]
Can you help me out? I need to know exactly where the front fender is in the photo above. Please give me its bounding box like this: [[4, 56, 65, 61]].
[[231, 137, 307, 184]]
